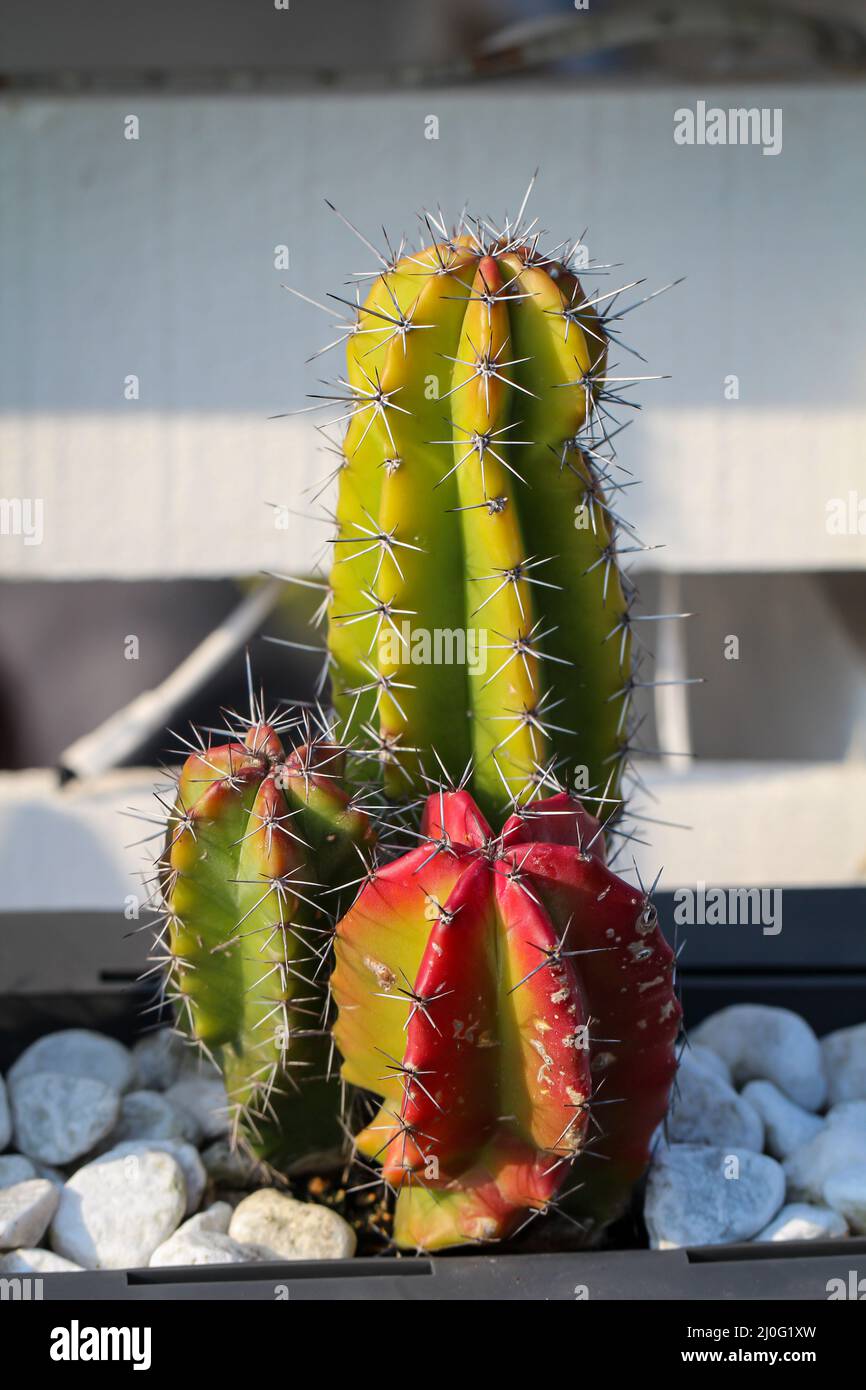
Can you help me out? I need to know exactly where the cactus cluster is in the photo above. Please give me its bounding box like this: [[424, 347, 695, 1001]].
[[146, 184, 685, 1252]]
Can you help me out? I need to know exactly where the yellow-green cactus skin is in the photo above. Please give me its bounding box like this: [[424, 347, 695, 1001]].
[[324, 221, 632, 823]]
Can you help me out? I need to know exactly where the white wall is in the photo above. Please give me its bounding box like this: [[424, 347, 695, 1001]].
[[1, 84, 864, 578]]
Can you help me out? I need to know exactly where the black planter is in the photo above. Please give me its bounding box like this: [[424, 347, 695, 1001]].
[[2, 890, 865, 1301]]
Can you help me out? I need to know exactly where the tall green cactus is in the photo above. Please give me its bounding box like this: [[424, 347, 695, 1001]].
[[157, 707, 375, 1171], [311, 204, 660, 824]]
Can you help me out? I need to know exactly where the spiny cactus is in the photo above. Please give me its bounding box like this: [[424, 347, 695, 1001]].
[[285, 183, 679, 826], [331, 785, 681, 1250], [154, 698, 375, 1172]]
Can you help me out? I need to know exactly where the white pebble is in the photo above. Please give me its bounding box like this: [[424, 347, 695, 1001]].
[[784, 1104, 866, 1202], [150, 1228, 263, 1267], [823, 1166, 866, 1234], [9, 1030, 133, 1093], [668, 1053, 764, 1151], [0, 1247, 83, 1273], [0, 1179, 60, 1249], [149, 1203, 258, 1266], [95, 1139, 206, 1216], [741, 1080, 824, 1159], [686, 1044, 732, 1083], [822, 1024, 866, 1106], [109, 1090, 187, 1144], [10, 1071, 119, 1165], [183, 1202, 233, 1236], [130, 1030, 188, 1091], [692, 1005, 826, 1110], [164, 1076, 229, 1142], [754, 1203, 848, 1242], [645, 1145, 785, 1249], [50, 1150, 186, 1269], [229, 1188, 356, 1260]]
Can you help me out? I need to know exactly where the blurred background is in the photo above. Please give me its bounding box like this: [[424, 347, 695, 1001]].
[[0, 0, 864, 908]]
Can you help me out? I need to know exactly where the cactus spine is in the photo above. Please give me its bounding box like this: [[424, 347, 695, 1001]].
[[156, 705, 375, 1170]]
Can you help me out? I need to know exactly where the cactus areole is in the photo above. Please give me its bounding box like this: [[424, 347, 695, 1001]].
[[324, 218, 638, 823], [332, 788, 680, 1250]]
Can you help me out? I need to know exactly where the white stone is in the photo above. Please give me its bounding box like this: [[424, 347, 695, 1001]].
[[645, 1145, 785, 1249], [0, 1155, 37, 1189], [130, 1030, 187, 1091], [823, 1166, 866, 1234], [109, 1090, 187, 1144], [692, 1005, 826, 1110], [229, 1188, 356, 1260], [148, 1202, 258, 1266], [0, 1076, 11, 1150], [10, 1071, 119, 1164], [668, 1053, 764, 1150], [95, 1139, 206, 1216], [183, 1202, 233, 1236], [756, 1199, 849, 1241], [741, 1080, 824, 1159], [686, 1044, 732, 1083], [149, 1228, 263, 1267], [784, 1105, 866, 1202], [828, 1099, 866, 1127], [754, 1203, 848, 1242], [50, 1150, 186, 1269], [0, 1247, 83, 1273], [0, 1179, 60, 1249], [9, 1030, 133, 1093], [822, 1024, 866, 1106], [164, 1076, 229, 1142]]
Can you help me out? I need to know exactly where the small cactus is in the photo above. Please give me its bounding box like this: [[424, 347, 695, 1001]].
[[331, 785, 680, 1250], [156, 702, 375, 1171]]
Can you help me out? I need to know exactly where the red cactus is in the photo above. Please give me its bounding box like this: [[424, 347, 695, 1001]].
[[332, 788, 680, 1250]]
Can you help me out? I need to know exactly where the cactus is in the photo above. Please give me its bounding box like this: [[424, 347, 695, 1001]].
[[331, 784, 681, 1250], [141, 187, 684, 1249], [156, 704, 375, 1171], [299, 190, 673, 825]]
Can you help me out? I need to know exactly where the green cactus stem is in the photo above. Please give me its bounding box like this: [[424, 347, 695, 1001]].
[[300, 196, 672, 825], [157, 706, 375, 1172]]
